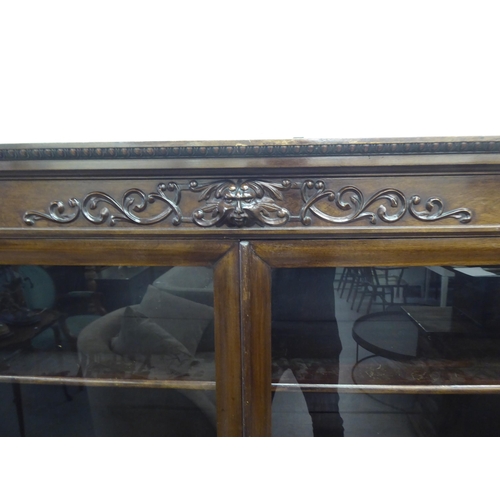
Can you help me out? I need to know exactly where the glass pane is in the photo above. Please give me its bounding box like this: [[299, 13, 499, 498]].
[[271, 265, 500, 436], [0, 265, 216, 436]]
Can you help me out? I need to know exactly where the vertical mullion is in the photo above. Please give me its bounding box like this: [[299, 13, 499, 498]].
[[214, 243, 243, 436], [240, 241, 272, 436]]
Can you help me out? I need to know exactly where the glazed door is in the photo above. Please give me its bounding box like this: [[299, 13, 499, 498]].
[[0, 239, 242, 436], [241, 238, 500, 436], [6, 235, 500, 437]]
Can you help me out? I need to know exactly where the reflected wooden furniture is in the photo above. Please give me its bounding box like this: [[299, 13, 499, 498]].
[[0, 309, 61, 350], [3, 137, 500, 435], [402, 305, 500, 359], [452, 267, 500, 331], [402, 305, 482, 336]]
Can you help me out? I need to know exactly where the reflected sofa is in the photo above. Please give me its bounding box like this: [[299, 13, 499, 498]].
[[77, 266, 342, 436], [77, 267, 217, 436]]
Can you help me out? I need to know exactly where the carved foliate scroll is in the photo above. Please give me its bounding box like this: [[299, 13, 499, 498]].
[[23, 179, 473, 228]]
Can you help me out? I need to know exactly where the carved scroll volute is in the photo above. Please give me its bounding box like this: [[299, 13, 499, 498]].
[[23, 198, 82, 226], [23, 183, 182, 227], [299, 181, 472, 226]]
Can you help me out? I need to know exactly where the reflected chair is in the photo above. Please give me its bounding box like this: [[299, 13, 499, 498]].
[[339, 267, 363, 302], [5, 266, 106, 414], [355, 267, 409, 314], [348, 268, 368, 309], [18, 265, 105, 349]]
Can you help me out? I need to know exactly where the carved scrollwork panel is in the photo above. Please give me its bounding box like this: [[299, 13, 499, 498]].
[[23, 178, 473, 229], [24, 183, 183, 227], [299, 180, 472, 226]]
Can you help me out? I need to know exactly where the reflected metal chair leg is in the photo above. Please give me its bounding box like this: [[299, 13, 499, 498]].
[[366, 293, 374, 314], [346, 274, 359, 302], [340, 268, 352, 297], [337, 268, 347, 291], [357, 288, 367, 312], [351, 285, 360, 310]]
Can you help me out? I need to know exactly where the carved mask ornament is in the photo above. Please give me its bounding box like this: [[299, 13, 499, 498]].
[[191, 180, 291, 227]]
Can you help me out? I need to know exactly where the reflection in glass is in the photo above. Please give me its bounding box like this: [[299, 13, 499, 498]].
[[0, 265, 216, 436], [272, 268, 343, 437], [271, 265, 500, 436]]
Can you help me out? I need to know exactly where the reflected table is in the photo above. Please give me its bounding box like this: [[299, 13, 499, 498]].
[[0, 309, 61, 350], [400, 305, 500, 360], [401, 306, 481, 336], [352, 311, 420, 363], [351, 307, 500, 389], [352, 307, 490, 365]]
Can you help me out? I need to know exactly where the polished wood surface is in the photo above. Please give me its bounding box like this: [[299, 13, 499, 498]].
[[0, 173, 498, 239], [214, 244, 243, 436], [1, 137, 500, 241], [240, 242, 271, 436], [2, 137, 500, 435], [252, 238, 500, 268], [0, 239, 233, 266], [0, 238, 239, 435]]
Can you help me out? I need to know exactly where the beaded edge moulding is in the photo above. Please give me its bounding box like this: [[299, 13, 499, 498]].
[[2, 139, 500, 161]]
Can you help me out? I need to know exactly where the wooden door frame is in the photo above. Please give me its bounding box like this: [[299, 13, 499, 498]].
[[0, 237, 242, 437], [240, 236, 500, 436]]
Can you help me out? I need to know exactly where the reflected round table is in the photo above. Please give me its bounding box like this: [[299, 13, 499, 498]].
[[352, 310, 420, 363]]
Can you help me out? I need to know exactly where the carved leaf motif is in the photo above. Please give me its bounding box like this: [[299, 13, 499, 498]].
[[192, 181, 233, 201], [246, 180, 289, 201]]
